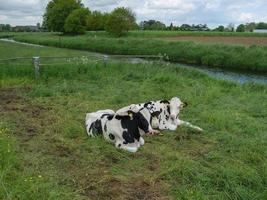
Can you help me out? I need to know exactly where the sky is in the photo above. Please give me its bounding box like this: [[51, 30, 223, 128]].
[[0, 0, 267, 27]]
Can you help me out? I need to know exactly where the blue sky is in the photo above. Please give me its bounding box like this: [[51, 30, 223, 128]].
[[0, 0, 267, 27]]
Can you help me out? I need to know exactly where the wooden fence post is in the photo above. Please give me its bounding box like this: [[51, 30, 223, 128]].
[[103, 55, 108, 67], [33, 57, 40, 78]]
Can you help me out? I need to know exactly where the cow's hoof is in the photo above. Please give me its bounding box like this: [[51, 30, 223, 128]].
[[125, 146, 138, 153], [197, 128, 203, 132], [140, 137, 145, 145], [149, 129, 160, 135]]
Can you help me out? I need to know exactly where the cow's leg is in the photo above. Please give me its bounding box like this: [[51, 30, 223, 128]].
[[178, 120, 203, 132]]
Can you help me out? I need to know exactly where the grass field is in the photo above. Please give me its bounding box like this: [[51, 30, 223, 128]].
[[2, 30, 267, 38], [159, 36, 267, 46], [2, 32, 267, 72], [82, 31, 267, 38], [127, 30, 267, 38], [1, 41, 267, 199]]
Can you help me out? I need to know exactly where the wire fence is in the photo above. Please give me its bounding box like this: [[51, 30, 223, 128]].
[[0, 54, 163, 78]]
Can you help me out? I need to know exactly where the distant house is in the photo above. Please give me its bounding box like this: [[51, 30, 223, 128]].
[[13, 26, 39, 32], [253, 29, 267, 33]]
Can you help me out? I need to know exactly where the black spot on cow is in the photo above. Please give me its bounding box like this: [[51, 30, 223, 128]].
[[122, 131, 135, 144], [89, 119, 103, 136], [101, 114, 114, 120], [150, 109, 162, 125], [167, 105, 170, 114], [144, 101, 152, 108], [160, 100, 170, 104], [151, 109, 162, 118], [116, 111, 149, 144], [115, 115, 131, 121], [109, 133, 115, 140]]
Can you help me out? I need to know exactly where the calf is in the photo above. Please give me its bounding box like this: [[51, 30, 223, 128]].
[[117, 97, 203, 132], [86, 106, 158, 152]]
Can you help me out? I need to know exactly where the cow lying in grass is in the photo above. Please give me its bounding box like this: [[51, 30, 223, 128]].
[[117, 97, 203, 132], [86, 107, 159, 152], [85, 97, 203, 152]]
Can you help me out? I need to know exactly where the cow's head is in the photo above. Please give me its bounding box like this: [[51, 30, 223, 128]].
[[169, 97, 188, 121]]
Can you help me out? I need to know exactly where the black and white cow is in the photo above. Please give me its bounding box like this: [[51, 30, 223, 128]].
[[117, 97, 203, 132], [85, 97, 202, 152], [85, 106, 159, 152]]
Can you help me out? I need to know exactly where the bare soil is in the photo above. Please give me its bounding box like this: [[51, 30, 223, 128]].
[[160, 36, 267, 46]]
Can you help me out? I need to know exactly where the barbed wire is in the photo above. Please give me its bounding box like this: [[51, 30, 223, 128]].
[[0, 54, 163, 63]]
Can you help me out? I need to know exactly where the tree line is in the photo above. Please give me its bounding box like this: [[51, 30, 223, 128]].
[[42, 0, 136, 36], [1, 0, 267, 35], [41, 0, 267, 35]]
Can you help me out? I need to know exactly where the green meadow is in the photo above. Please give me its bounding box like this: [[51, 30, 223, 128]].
[[2, 32, 266, 72], [1, 40, 267, 199]]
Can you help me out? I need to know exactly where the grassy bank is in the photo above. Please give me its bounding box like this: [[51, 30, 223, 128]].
[[1, 41, 267, 199], [128, 30, 267, 38], [2, 30, 267, 38], [9, 32, 267, 72]]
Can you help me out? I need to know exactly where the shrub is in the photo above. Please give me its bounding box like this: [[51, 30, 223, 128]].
[[106, 7, 136, 37], [43, 0, 83, 32], [64, 8, 91, 35]]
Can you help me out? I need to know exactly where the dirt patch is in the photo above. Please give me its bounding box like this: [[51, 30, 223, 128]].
[[0, 87, 48, 140], [81, 178, 169, 200], [160, 36, 267, 46], [126, 180, 169, 200], [54, 144, 73, 157], [64, 165, 169, 200]]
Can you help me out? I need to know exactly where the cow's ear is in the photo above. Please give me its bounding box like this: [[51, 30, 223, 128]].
[[128, 111, 134, 120]]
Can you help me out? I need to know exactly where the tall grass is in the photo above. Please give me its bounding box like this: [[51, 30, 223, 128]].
[[11, 33, 267, 72], [127, 30, 267, 38]]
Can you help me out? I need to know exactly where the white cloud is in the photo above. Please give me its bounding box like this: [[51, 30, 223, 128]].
[[85, 0, 118, 7], [236, 13, 254, 22], [203, 0, 221, 10], [145, 0, 196, 11], [0, 15, 8, 20], [0, 0, 267, 26]]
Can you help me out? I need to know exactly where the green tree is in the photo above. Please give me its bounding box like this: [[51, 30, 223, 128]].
[[64, 8, 91, 34], [236, 24, 245, 32], [43, 0, 83, 32], [256, 22, 267, 29], [87, 11, 108, 31], [245, 22, 256, 32], [0, 24, 12, 32], [140, 20, 166, 30], [106, 7, 136, 37], [214, 25, 225, 32]]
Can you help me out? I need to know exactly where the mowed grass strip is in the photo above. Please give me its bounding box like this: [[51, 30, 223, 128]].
[[9, 32, 267, 72], [1, 41, 267, 200]]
